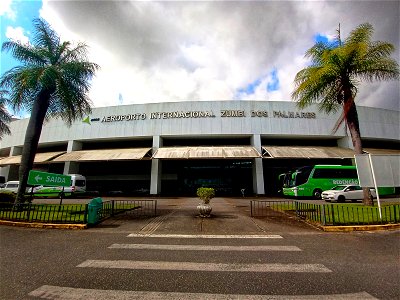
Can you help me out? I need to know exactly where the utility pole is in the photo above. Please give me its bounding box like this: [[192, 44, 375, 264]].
[[337, 23, 342, 46]]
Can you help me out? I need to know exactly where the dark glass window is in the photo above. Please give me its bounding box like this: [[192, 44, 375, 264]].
[[294, 166, 313, 186], [74, 180, 86, 187], [312, 168, 358, 179]]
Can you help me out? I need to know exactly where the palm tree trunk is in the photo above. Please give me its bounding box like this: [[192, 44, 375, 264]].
[[345, 99, 373, 206], [15, 90, 51, 204]]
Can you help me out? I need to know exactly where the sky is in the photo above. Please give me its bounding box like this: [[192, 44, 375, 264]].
[[0, 0, 399, 118]]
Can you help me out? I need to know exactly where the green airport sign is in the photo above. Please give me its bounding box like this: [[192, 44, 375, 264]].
[[28, 170, 71, 187]]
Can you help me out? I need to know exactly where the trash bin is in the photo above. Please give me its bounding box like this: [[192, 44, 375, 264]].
[[87, 197, 103, 225]]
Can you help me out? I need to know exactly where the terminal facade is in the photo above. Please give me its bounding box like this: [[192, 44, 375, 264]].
[[0, 101, 398, 196]]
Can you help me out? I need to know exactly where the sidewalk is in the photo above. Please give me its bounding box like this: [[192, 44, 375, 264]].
[[94, 197, 318, 234]]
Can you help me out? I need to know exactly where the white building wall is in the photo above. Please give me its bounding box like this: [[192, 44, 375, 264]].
[[1, 101, 398, 148]]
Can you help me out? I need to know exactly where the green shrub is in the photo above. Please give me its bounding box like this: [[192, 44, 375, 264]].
[[197, 187, 215, 204]]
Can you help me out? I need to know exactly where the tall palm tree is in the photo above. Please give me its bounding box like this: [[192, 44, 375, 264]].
[[0, 18, 99, 204], [292, 23, 399, 205], [0, 90, 12, 139]]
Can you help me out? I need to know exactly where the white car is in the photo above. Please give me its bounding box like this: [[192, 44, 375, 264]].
[[0, 181, 21, 193], [0, 181, 41, 194], [322, 185, 376, 202], [0, 181, 70, 196]]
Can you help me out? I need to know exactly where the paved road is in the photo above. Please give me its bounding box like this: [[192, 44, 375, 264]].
[[1, 198, 399, 299]]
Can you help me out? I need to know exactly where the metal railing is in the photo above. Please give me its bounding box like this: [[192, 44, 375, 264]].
[[250, 200, 296, 217], [100, 199, 157, 221], [0, 199, 157, 225], [250, 200, 400, 226], [317, 203, 399, 226], [0, 203, 88, 224]]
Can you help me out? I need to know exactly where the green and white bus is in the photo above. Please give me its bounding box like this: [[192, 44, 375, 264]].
[[282, 165, 358, 199], [282, 165, 395, 199]]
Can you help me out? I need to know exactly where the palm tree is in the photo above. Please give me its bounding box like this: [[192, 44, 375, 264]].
[[0, 90, 12, 139], [292, 23, 399, 205], [0, 18, 99, 204]]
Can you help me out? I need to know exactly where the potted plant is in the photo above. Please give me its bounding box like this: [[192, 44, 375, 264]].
[[196, 187, 215, 217]]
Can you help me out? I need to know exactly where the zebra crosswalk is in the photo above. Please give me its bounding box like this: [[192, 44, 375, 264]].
[[29, 285, 376, 300], [108, 243, 301, 251], [28, 233, 377, 299]]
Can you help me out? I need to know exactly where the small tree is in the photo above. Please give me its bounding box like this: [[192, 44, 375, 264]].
[[197, 187, 215, 204], [292, 23, 399, 205]]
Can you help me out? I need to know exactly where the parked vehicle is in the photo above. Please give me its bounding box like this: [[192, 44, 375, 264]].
[[0, 181, 22, 193], [0, 174, 86, 198], [69, 174, 86, 194], [282, 165, 359, 199], [322, 185, 376, 202], [282, 165, 394, 199], [34, 174, 86, 197]]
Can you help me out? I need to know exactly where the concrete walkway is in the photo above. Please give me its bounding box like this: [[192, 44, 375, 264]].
[[93, 197, 317, 234]]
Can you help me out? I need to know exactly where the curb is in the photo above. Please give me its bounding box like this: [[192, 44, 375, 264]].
[[318, 223, 400, 232], [0, 220, 87, 230]]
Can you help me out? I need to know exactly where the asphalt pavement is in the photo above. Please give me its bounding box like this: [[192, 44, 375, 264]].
[[1, 197, 399, 299]]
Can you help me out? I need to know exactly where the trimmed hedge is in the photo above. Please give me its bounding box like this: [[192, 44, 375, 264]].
[[197, 187, 215, 204]]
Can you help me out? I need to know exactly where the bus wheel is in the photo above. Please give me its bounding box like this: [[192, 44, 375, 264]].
[[313, 189, 322, 199]]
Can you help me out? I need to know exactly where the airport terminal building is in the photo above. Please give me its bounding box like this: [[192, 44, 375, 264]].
[[0, 100, 398, 196]]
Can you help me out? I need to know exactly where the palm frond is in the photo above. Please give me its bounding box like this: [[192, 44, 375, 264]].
[[345, 23, 373, 45], [31, 18, 60, 55], [292, 22, 399, 117], [1, 18, 99, 120], [2, 41, 46, 66], [0, 90, 12, 138]]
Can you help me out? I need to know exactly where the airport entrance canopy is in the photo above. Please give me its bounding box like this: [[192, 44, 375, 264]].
[[0, 151, 65, 166], [363, 148, 400, 155], [52, 148, 152, 162], [261, 146, 355, 159], [153, 146, 261, 159]]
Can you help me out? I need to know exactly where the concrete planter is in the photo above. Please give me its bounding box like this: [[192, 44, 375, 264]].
[[197, 203, 212, 217]]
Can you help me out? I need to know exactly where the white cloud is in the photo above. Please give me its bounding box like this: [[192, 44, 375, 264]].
[[5, 26, 29, 44], [0, 0, 15, 20], [38, 0, 399, 111]]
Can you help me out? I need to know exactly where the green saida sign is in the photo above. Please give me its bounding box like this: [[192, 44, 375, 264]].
[[28, 170, 71, 187]]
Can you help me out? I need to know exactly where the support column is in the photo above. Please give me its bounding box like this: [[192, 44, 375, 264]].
[[1, 146, 23, 181], [63, 141, 82, 175], [251, 134, 265, 195], [338, 137, 353, 149], [338, 137, 355, 165], [150, 136, 162, 195]]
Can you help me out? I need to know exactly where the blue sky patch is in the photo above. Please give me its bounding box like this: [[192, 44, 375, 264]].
[[266, 68, 279, 92], [237, 68, 280, 97], [1, 0, 42, 76], [314, 33, 340, 48], [238, 77, 262, 95]]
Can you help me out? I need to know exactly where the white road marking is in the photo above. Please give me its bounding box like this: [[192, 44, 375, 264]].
[[108, 243, 301, 251], [28, 285, 378, 299], [127, 233, 283, 239], [77, 260, 331, 273]]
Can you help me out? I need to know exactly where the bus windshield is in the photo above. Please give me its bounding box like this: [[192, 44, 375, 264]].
[[278, 173, 291, 188], [289, 166, 313, 187]]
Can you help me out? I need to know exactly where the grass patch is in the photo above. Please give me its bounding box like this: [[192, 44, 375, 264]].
[[257, 201, 400, 225], [0, 204, 87, 223], [321, 204, 400, 225]]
